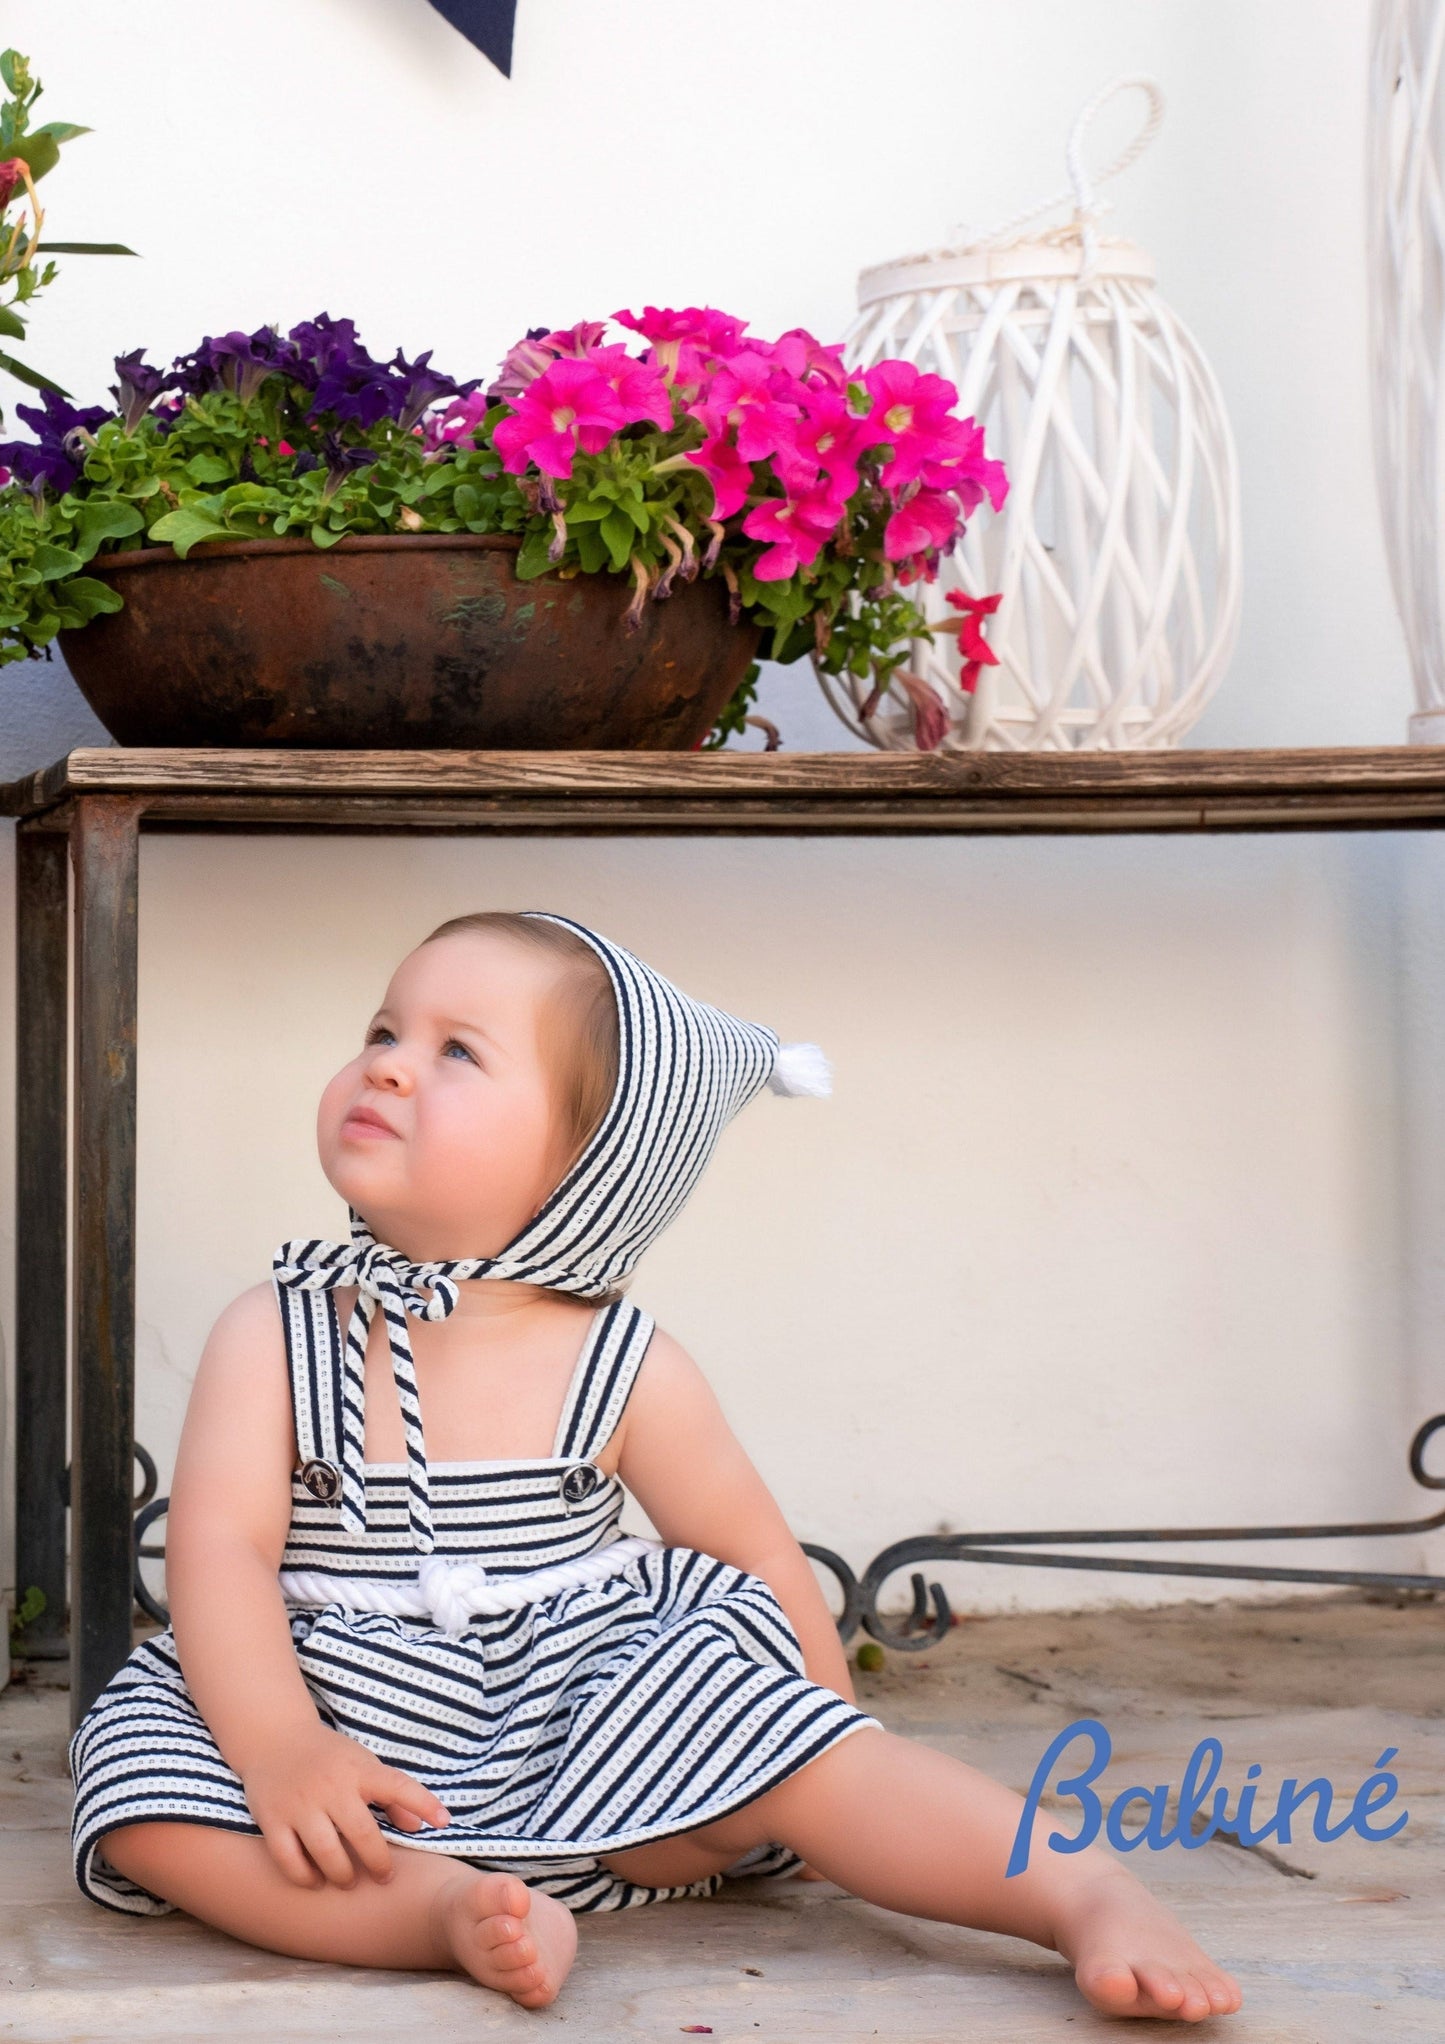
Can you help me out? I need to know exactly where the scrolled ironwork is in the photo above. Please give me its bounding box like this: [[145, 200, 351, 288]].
[[857, 1412, 1445, 1638], [800, 1541, 865, 1641], [132, 1494, 170, 1627]]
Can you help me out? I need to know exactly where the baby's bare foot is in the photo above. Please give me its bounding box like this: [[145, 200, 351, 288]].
[[432, 1869, 578, 2008], [1050, 1863, 1243, 2022]]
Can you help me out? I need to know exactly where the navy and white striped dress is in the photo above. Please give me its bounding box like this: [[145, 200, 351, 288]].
[[70, 1282, 882, 1917]]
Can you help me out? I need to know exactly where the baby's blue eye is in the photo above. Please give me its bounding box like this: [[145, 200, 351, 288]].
[[364, 1026, 475, 1064]]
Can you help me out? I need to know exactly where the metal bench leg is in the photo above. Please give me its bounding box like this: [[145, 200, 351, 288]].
[[13, 823, 70, 1660]]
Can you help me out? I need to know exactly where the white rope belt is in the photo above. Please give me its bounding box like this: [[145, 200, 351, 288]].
[[277, 1534, 663, 1639]]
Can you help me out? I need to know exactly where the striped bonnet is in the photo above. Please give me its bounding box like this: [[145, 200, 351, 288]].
[[271, 909, 831, 1550]]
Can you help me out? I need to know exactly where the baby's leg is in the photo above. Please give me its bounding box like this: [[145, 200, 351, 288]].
[[609, 1727, 1242, 2023], [97, 1822, 577, 2009]]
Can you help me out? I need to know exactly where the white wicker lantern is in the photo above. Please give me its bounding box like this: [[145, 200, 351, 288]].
[[1368, 0, 1445, 743], [816, 77, 1243, 752]]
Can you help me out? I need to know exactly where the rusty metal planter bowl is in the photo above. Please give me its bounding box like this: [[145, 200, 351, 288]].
[[56, 532, 760, 749]]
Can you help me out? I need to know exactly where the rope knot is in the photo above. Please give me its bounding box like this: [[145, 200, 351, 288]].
[[417, 1554, 489, 1639], [349, 1243, 459, 1322]]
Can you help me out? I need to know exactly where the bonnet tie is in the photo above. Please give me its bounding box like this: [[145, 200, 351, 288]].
[[272, 1232, 471, 1554]]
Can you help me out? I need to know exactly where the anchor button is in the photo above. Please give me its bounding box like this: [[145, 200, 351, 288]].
[[560, 1462, 602, 1507], [299, 1457, 342, 1503]]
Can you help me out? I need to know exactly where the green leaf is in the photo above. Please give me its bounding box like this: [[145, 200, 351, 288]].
[[0, 351, 70, 397], [55, 575, 123, 621], [32, 121, 92, 146], [574, 525, 608, 575], [73, 500, 144, 556], [146, 507, 230, 558], [184, 453, 234, 486], [12, 132, 59, 182], [600, 508, 635, 571], [515, 526, 555, 580], [25, 539, 81, 580], [309, 523, 342, 549], [0, 306, 24, 341], [40, 241, 137, 257], [29, 543, 82, 581]]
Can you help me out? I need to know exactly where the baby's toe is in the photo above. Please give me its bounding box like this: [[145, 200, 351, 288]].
[[1141, 1962, 1216, 2018], [474, 1911, 527, 1953], [1076, 1955, 1150, 2014], [1173, 1972, 1222, 2021], [1201, 1967, 1244, 2015], [490, 1931, 539, 1974]]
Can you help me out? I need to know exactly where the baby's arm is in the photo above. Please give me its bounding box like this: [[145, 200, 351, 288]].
[[165, 1283, 448, 1886], [616, 1327, 857, 1706], [167, 1286, 332, 1772]]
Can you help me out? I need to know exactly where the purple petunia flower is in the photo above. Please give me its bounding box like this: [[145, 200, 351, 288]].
[[109, 350, 175, 433], [0, 389, 112, 494], [387, 347, 480, 436], [291, 315, 396, 429], [318, 431, 378, 501], [172, 324, 294, 404]]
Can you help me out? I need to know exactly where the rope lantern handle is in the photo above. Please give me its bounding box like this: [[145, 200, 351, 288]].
[[950, 74, 1166, 281]]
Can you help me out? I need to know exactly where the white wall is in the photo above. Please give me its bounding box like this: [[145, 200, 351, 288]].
[[2, 0, 1441, 1621]]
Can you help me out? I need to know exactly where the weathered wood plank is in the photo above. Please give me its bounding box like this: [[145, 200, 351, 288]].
[[69, 797, 140, 1727], [5, 745, 1445, 829]]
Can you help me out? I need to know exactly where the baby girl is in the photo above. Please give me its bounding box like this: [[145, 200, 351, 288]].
[[70, 908, 1243, 2021]]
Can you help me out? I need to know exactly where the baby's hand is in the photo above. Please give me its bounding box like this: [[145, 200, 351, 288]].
[[240, 1725, 450, 1888]]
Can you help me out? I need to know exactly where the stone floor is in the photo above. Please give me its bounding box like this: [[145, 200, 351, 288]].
[[2, 1590, 1441, 2041]]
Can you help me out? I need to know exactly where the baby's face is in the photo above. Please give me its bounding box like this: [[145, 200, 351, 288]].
[[317, 930, 575, 1260]]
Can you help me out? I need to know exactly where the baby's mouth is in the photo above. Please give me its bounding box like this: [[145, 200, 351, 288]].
[[342, 1105, 399, 1139]]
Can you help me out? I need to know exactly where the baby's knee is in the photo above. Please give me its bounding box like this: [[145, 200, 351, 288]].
[[96, 1819, 185, 1886]]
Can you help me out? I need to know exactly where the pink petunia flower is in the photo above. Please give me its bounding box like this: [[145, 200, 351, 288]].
[[882, 486, 960, 564], [920, 416, 1010, 516], [690, 350, 807, 464], [539, 321, 610, 358], [863, 360, 981, 493], [742, 482, 848, 580], [614, 305, 749, 354], [587, 343, 674, 431], [773, 389, 872, 499], [426, 389, 493, 451], [615, 306, 753, 396], [685, 431, 754, 521], [492, 357, 627, 479], [770, 327, 851, 392]]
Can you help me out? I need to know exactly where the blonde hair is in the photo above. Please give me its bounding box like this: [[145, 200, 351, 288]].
[[419, 910, 628, 1306]]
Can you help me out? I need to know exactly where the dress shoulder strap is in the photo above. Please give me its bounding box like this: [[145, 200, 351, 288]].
[[552, 1298, 657, 1463], [273, 1273, 346, 1471]]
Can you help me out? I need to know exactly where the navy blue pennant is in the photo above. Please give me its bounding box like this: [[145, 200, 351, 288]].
[[428, 0, 516, 76]]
